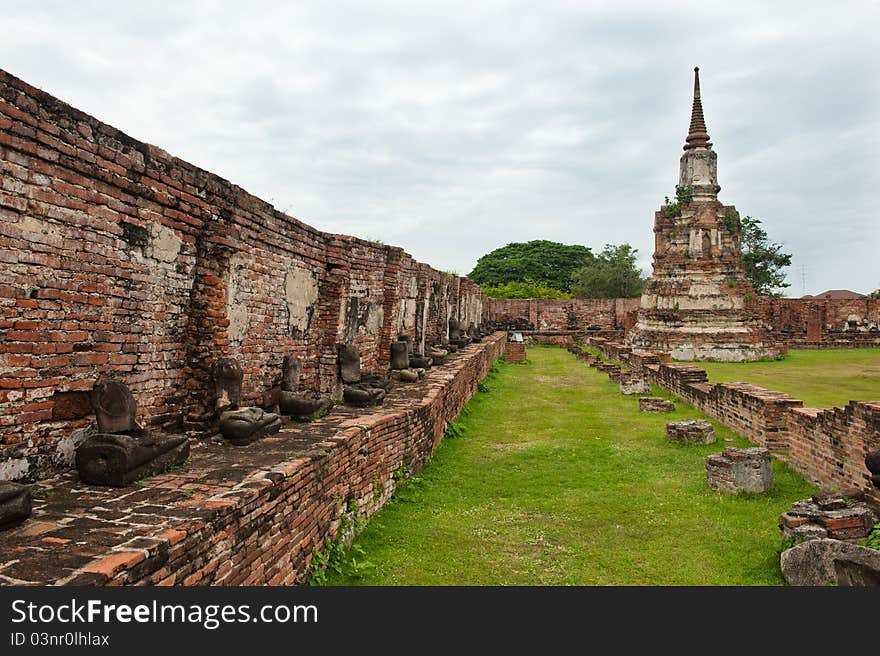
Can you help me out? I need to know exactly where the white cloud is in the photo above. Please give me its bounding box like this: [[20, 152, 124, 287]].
[[1, 0, 877, 294]]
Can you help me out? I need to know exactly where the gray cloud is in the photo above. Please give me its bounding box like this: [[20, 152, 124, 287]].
[[2, 0, 877, 293]]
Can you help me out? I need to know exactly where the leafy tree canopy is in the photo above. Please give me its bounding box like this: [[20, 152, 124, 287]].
[[468, 240, 594, 293], [571, 243, 647, 298], [482, 280, 572, 299], [739, 216, 791, 297]]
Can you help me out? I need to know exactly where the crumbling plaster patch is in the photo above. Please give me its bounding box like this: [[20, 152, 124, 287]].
[[366, 303, 384, 335], [147, 222, 182, 263], [0, 457, 29, 480], [227, 254, 249, 343], [53, 424, 96, 469], [284, 267, 319, 336]]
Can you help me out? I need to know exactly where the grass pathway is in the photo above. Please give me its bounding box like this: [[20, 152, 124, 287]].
[[323, 346, 816, 585]]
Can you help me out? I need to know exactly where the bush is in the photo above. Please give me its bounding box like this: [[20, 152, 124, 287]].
[[482, 280, 572, 299]]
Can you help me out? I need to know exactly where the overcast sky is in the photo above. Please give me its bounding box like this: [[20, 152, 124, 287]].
[[2, 1, 877, 295]]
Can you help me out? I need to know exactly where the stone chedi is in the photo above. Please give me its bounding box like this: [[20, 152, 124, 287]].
[[627, 68, 783, 362], [278, 355, 333, 422], [214, 358, 282, 445], [338, 344, 387, 407], [75, 378, 189, 486], [0, 480, 32, 530]]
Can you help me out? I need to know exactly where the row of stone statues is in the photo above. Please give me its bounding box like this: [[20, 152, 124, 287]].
[[5, 323, 495, 531], [216, 323, 490, 437], [33, 322, 489, 500]]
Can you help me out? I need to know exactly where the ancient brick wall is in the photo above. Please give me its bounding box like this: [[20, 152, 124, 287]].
[[503, 341, 526, 363], [651, 366, 803, 452], [787, 403, 880, 505], [0, 334, 506, 586], [756, 297, 880, 348], [519, 331, 580, 346], [587, 337, 880, 501], [484, 298, 639, 331], [0, 68, 484, 482], [486, 297, 879, 350]]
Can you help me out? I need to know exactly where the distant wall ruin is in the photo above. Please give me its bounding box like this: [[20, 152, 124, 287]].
[[0, 68, 485, 482], [483, 297, 880, 349], [484, 298, 639, 333], [586, 337, 880, 505]]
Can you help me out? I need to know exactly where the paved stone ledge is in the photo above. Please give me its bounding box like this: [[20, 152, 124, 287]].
[[0, 333, 505, 586]]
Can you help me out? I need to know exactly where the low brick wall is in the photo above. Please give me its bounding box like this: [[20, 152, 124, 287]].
[[484, 297, 880, 349], [584, 337, 880, 504], [503, 341, 526, 363], [0, 334, 505, 586], [519, 330, 578, 346], [755, 297, 880, 348], [484, 298, 639, 332], [787, 403, 880, 499]]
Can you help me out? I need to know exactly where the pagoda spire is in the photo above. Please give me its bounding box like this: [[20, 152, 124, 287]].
[[683, 67, 711, 150]]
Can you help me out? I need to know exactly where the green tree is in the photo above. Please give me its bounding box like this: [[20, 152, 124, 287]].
[[482, 280, 572, 299], [570, 243, 647, 298], [468, 240, 594, 293], [738, 216, 791, 297]]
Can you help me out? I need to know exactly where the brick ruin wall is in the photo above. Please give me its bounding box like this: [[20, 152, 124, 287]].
[[586, 338, 880, 505], [484, 297, 880, 348], [754, 297, 880, 348], [484, 298, 639, 334], [0, 68, 487, 482]]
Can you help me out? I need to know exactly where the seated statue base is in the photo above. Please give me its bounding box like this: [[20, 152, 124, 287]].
[[360, 375, 392, 390], [343, 384, 386, 407], [219, 408, 282, 445], [76, 431, 190, 487], [409, 356, 433, 369], [428, 348, 448, 365], [0, 481, 32, 530], [279, 392, 333, 423]]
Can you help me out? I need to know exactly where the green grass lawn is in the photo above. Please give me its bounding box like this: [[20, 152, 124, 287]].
[[321, 345, 816, 586], [682, 348, 880, 408]]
